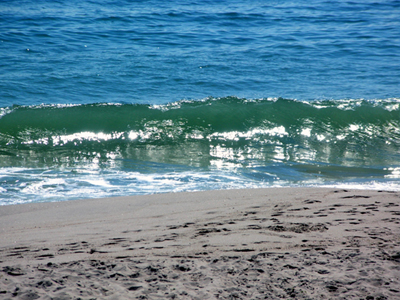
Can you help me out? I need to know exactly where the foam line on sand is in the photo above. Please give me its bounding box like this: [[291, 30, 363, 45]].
[[0, 188, 399, 299]]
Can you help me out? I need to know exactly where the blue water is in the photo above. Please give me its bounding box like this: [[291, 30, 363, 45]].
[[1, 0, 400, 205]]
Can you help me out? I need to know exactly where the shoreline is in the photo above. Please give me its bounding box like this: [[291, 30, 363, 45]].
[[1, 187, 399, 299]]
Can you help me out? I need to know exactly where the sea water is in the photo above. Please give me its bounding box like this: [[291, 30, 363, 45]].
[[1, 0, 399, 205]]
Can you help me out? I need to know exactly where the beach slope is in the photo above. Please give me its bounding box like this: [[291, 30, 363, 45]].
[[1, 188, 399, 299]]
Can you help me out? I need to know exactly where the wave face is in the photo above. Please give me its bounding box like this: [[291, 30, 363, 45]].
[[1, 97, 399, 204]]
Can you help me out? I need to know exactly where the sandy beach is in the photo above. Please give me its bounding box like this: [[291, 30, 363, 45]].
[[0, 188, 399, 299]]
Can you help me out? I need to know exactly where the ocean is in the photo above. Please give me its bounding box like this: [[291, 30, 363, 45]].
[[1, 0, 399, 205]]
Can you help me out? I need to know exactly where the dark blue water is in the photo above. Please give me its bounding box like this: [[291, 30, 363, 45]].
[[1, 0, 400, 204]]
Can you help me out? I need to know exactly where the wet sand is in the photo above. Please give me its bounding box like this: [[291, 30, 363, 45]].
[[0, 188, 399, 299]]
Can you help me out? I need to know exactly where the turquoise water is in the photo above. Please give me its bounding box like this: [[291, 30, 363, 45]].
[[1, 1, 400, 204]]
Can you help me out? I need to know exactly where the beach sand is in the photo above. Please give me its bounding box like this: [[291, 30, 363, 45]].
[[0, 188, 399, 299]]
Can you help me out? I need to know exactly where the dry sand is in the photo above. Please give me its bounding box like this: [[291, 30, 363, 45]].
[[0, 188, 399, 299]]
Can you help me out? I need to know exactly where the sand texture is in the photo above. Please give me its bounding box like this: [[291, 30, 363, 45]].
[[0, 188, 399, 299]]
